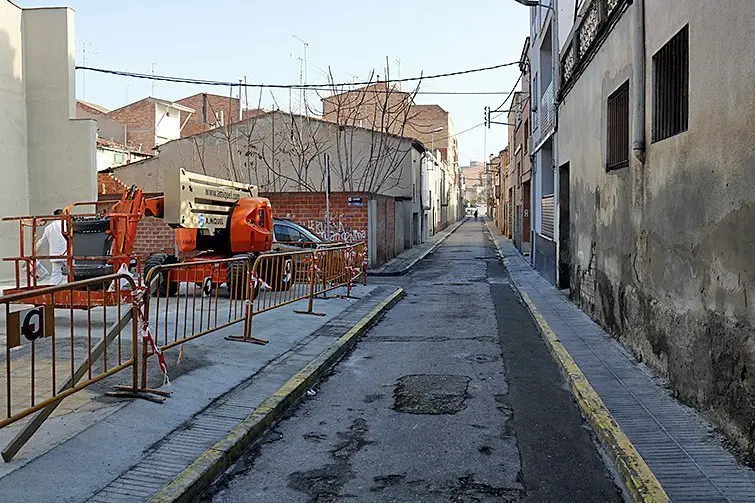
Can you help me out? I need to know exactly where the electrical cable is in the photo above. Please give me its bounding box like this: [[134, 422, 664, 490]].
[[304, 88, 511, 95], [75, 61, 520, 90], [491, 72, 523, 113], [431, 76, 525, 144]]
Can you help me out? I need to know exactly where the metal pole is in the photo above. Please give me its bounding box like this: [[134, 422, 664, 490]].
[[325, 153, 331, 240]]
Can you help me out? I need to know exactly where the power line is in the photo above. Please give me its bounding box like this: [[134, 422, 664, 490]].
[[491, 73, 523, 113], [432, 77, 524, 144], [305, 88, 510, 95], [74, 61, 520, 90]]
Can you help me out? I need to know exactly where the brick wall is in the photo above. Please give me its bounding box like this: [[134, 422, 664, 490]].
[[107, 98, 155, 152], [176, 94, 267, 138], [133, 216, 175, 258], [262, 192, 369, 243], [177, 93, 241, 138], [97, 172, 128, 195], [76, 101, 107, 118]]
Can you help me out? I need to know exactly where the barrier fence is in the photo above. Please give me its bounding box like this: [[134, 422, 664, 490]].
[[0, 241, 366, 460], [0, 273, 168, 461]]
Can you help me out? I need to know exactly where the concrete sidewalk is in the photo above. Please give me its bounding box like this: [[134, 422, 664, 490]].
[[0, 283, 402, 503], [486, 221, 755, 502], [367, 217, 467, 276]]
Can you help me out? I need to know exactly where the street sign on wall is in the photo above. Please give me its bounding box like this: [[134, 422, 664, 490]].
[[347, 197, 365, 207]]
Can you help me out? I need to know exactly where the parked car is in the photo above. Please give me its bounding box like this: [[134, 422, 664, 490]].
[[272, 219, 322, 252]]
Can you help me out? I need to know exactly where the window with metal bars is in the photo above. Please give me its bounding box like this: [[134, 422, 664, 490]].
[[607, 81, 630, 171], [652, 25, 689, 142]]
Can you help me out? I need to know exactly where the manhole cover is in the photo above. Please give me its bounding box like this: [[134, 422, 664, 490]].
[[393, 374, 471, 415]]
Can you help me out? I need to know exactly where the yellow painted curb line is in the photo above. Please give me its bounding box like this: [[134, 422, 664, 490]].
[[148, 287, 405, 503], [484, 223, 669, 503]]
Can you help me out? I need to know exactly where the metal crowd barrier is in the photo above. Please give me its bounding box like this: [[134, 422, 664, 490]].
[[0, 272, 164, 461], [139, 255, 256, 387], [237, 242, 368, 341], [0, 242, 368, 460]]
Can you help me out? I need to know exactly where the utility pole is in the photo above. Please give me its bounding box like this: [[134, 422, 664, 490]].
[[238, 79, 243, 121], [243, 75, 248, 116]]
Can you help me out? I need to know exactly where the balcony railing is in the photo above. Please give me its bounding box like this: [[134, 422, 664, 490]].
[[540, 81, 556, 134], [532, 81, 555, 146], [561, 0, 629, 96]]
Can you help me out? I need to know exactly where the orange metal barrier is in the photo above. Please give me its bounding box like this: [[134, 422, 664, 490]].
[[0, 273, 163, 461], [0, 241, 367, 460], [139, 255, 257, 386], [230, 242, 367, 342]]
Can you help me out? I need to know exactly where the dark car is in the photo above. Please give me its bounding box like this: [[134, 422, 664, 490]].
[[272, 219, 322, 252]]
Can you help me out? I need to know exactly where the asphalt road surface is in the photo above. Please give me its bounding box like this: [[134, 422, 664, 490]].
[[203, 220, 625, 502]]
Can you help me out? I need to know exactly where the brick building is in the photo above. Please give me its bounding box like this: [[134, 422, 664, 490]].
[[106, 97, 195, 152], [175, 93, 264, 138]]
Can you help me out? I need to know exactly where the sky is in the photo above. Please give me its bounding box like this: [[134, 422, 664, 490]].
[[20, 0, 530, 165]]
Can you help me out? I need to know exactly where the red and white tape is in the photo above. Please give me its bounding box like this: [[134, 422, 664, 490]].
[[132, 288, 170, 386]]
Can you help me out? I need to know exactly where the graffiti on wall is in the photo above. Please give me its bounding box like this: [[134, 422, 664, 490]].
[[306, 213, 367, 243]]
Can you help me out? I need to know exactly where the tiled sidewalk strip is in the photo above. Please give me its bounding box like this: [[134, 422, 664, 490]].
[[86, 285, 404, 503], [368, 217, 468, 276], [486, 222, 755, 503]]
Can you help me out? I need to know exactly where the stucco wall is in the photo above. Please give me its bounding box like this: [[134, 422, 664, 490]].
[[0, 3, 96, 280], [558, 1, 755, 457], [114, 112, 417, 201], [0, 1, 28, 278], [23, 8, 96, 217]]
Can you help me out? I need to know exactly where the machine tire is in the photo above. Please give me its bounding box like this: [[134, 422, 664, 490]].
[[144, 254, 179, 297], [226, 258, 259, 301]]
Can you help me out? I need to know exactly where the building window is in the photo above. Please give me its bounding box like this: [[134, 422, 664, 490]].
[[652, 25, 689, 142], [607, 81, 630, 171]]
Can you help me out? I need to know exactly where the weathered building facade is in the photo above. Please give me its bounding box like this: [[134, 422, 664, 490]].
[[529, 0, 560, 285], [510, 39, 533, 256], [558, 0, 755, 456], [106, 97, 195, 152]]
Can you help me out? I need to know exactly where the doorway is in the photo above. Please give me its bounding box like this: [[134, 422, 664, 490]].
[[522, 180, 531, 250], [558, 163, 570, 290]]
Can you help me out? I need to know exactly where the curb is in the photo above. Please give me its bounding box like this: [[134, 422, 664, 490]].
[[148, 287, 406, 503], [485, 223, 669, 503], [368, 217, 468, 276]]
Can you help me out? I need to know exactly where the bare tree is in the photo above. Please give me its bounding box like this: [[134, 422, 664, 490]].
[[320, 62, 424, 194], [170, 61, 425, 196]]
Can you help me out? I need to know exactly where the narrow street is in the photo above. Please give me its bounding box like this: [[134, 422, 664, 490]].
[[204, 220, 624, 503]]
